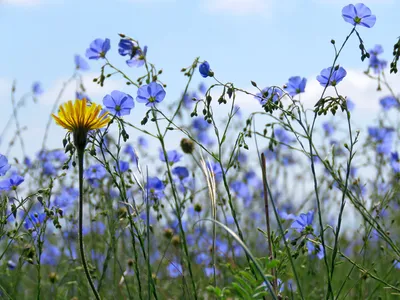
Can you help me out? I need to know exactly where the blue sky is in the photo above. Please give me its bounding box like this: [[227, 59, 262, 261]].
[[0, 0, 399, 158]]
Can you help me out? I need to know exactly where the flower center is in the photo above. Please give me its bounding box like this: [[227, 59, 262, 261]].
[[149, 96, 156, 103], [115, 105, 121, 112], [354, 16, 361, 24]]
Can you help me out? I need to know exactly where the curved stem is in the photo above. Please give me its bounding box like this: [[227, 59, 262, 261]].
[[78, 148, 101, 300]]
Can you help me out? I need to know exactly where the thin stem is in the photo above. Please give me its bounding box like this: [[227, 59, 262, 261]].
[[261, 153, 277, 292], [78, 148, 101, 300]]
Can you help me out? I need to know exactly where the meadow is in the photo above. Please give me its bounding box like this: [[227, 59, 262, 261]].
[[1, 2, 400, 299]]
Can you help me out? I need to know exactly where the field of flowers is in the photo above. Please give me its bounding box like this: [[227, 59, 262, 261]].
[[1, 2, 400, 299]]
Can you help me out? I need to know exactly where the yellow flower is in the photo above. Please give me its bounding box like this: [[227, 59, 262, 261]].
[[52, 98, 110, 149]]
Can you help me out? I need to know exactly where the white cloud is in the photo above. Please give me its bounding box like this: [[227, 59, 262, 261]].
[[202, 0, 272, 16]]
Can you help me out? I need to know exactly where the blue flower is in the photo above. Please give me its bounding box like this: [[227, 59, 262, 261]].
[[127, 46, 147, 68], [103, 90, 135, 117], [278, 210, 296, 220], [32, 82, 44, 96], [54, 187, 78, 208], [368, 127, 394, 154], [370, 45, 384, 56], [85, 38, 111, 60], [307, 241, 324, 260], [199, 61, 213, 78], [24, 211, 46, 231], [322, 122, 334, 136], [274, 128, 294, 144], [192, 117, 210, 131], [24, 156, 32, 168], [146, 177, 165, 200], [167, 261, 183, 278], [284, 76, 307, 96], [317, 66, 347, 87], [136, 82, 166, 107], [74, 54, 90, 71], [380, 96, 399, 110], [172, 166, 189, 180], [369, 55, 387, 74], [342, 3, 376, 28], [391, 152, 400, 173], [118, 39, 137, 58], [138, 136, 148, 148], [230, 181, 251, 204], [159, 149, 182, 164], [0, 154, 11, 176], [255, 87, 282, 105], [43, 161, 56, 175], [85, 164, 107, 180], [197, 131, 214, 147], [291, 211, 314, 233], [0, 174, 24, 191], [117, 161, 129, 173]]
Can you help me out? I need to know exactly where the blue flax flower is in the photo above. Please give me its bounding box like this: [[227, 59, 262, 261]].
[[167, 261, 183, 278], [32, 82, 44, 96], [85, 38, 111, 60], [127, 46, 147, 68], [342, 3, 376, 28], [199, 61, 213, 78], [368, 127, 394, 155], [255, 87, 282, 105], [369, 55, 387, 74], [146, 177, 165, 200], [74, 54, 90, 71], [317, 66, 347, 87], [370, 45, 383, 56], [307, 241, 324, 260], [192, 117, 210, 131], [136, 82, 166, 107], [117, 161, 129, 173], [103, 90, 135, 117], [118, 39, 137, 57], [138, 136, 148, 148], [380, 96, 399, 111], [85, 164, 107, 180], [285, 76, 307, 96], [322, 122, 334, 136], [291, 210, 314, 233], [0, 154, 11, 176], [390, 152, 400, 173], [0, 174, 24, 191], [172, 166, 189, 180], [159, 149, 182, 164]]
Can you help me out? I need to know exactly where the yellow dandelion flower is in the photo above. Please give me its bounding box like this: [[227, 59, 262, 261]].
[[52, 98, 110, 149]]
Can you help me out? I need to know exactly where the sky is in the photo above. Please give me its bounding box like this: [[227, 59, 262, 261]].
[[0, 0, 399, 159]]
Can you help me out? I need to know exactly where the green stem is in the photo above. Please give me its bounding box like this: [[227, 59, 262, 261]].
[[78, 148, 101, 300]]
